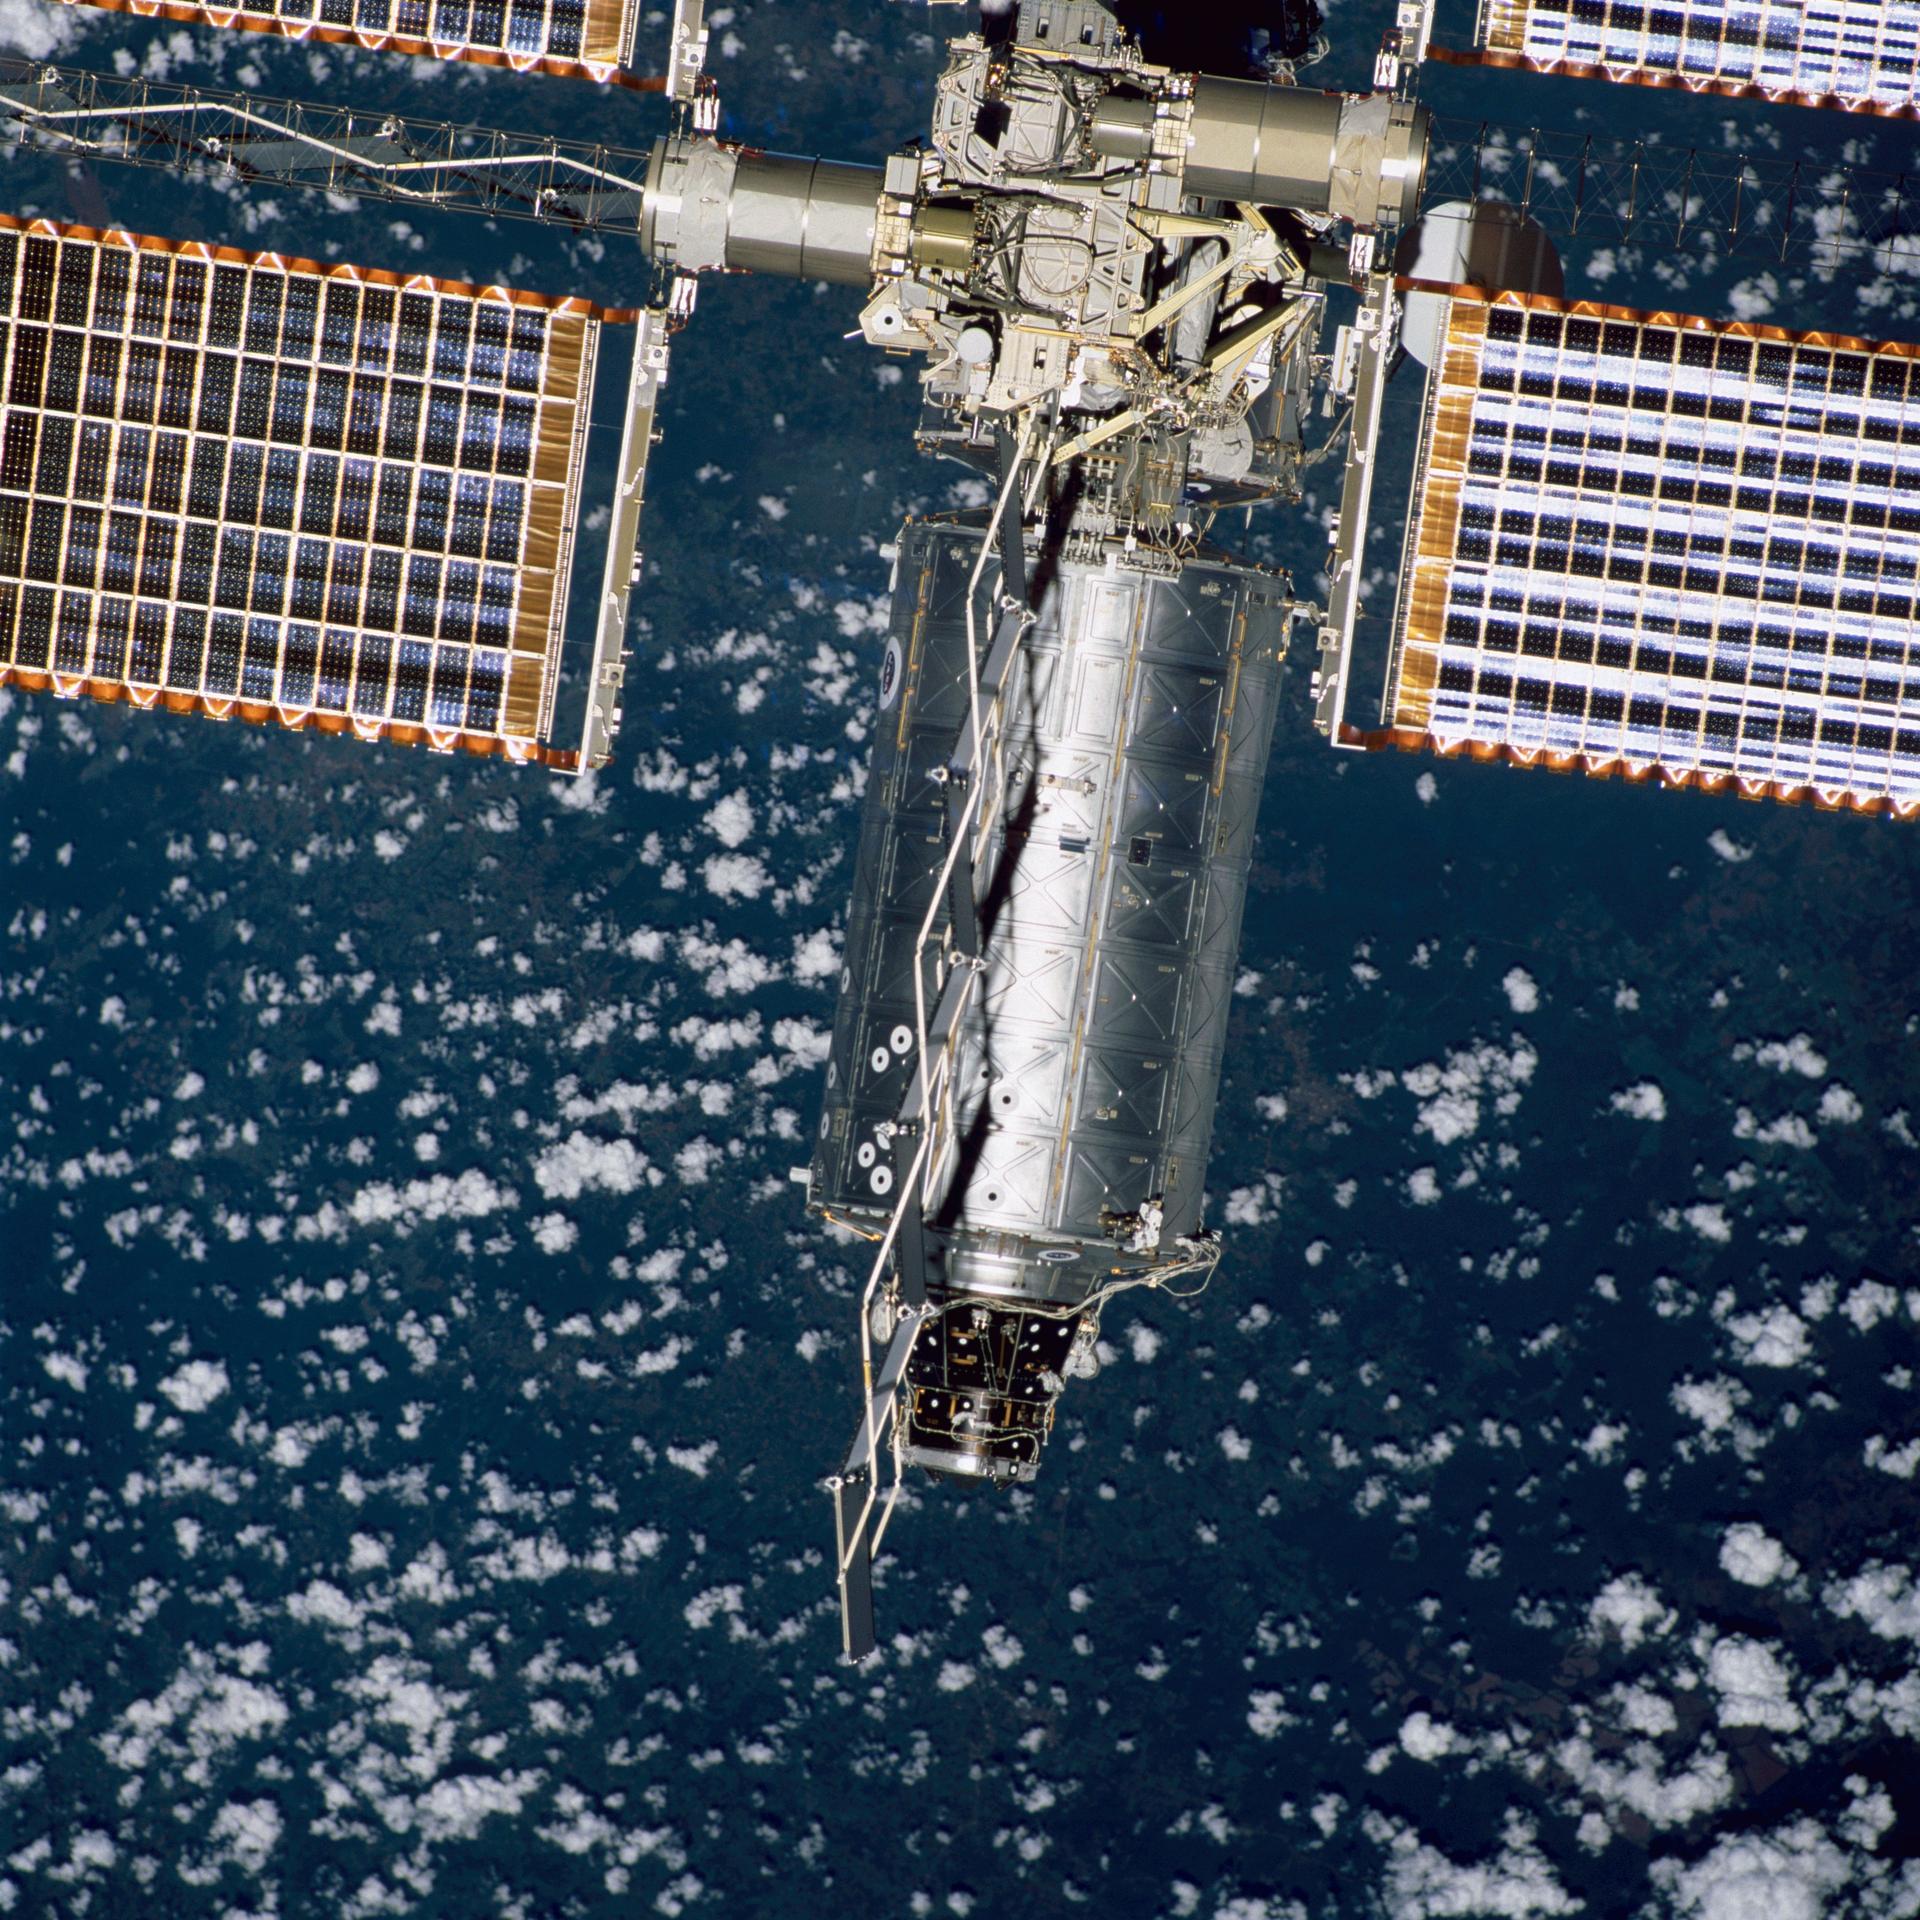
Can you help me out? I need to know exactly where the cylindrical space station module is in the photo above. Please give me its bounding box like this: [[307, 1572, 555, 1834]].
[[808, 521, 1290, 1482]]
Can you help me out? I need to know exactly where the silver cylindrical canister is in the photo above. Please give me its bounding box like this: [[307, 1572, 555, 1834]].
[[1087, 90, 1157, 161], [727, 151, 884, 284], [642, 137, 883, 286], [1176, 79, 1429, 230], [1182, 77, 1343, 210], [810, 518, 1291, 1482]]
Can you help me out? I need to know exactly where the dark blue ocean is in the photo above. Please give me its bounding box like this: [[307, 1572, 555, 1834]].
[[4, 2, 1918, 1914]]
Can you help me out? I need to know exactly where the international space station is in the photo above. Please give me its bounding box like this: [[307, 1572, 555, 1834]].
[[0, 0, 1915, 1657]]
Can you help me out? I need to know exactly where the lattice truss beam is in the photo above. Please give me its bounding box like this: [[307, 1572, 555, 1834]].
[[1478, 0, 1920, 114], [0, 61, 654, 235], [0, 214, 613, 763], [1382, 288, 1920, 817], [49, 0, 645, 84]]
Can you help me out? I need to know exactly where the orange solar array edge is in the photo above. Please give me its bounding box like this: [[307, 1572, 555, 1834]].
[[49, 0, 650, 85]]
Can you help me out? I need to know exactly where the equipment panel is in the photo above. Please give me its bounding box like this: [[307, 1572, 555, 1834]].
[[1387, 288, 1920, 814]]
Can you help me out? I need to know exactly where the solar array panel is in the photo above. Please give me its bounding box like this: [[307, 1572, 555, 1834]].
[[1478, 0, 1920, 113], [1384, 288, 1920, 815], [53, 0, 643, 82], [0, 215, 604, 763]]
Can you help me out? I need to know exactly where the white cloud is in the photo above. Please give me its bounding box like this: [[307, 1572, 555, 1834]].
[[702, 852, 771, 901], [531, 1132, 648, 1201], [1554, 1734, 1731, 1830], [1398, 1712, 1460, 1762], [1367, 1810, 1581, 1919], [0, 0, 85, 58], [1672, 1376, 1748, 1435], [1724, 272, 1779, 322], [42, 1351, 88, 1392], [415, 1772, 540, 1844], [1678, 1203, 1732, 1244], [683, 1584, 744, 1632], [530, 1213, 578, 1254], [981, 1623, 1022, 1669], [1841, 1279, 1900, 1332], [1826, 1563, 1920, 1643], [1588, 1573, 1675, 1651], [1720, 1524, 1797, 1588], [674, 1137, 724, 1185], [680, 931, 779, 996], [1648, 1819, 1852, 1920], [338, 1169, 516, 1235], [1402, 1037, 1538, 1146], [1502, 968, 1539, 1014], [1706, 1636, 1802, 1732], [1707, 827, 1754, 863], [666, 1440, 719, 1477], [1610, 1082, 1666, 1122], [1864, 1433, 1920, 1479], [99, 1644, 287, 1776], [1609, 1685, 1677, 1738], [1753, 1033, 1827, 1078], [1721, 1303, 1810, 1370], [703, 789, 755, 849], [1247, 1690, 1294, 1738], [791, 927, 841, 982], [157, 1359, 230, 1414]]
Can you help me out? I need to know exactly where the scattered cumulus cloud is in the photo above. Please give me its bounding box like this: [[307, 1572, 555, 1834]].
[[157, 1359, 230, 1414]]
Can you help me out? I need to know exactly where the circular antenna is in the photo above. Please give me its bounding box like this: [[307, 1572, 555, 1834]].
[[1393, 201, 1565, 369]]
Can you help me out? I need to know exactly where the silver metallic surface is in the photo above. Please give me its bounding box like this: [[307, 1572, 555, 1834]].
[[811, 519, 1290, 1470], [725, 151, 883, 283], [578, 310, 673, 771], [1087, 90, 1156, 161], [642, 138, 883, 285], [1312, 271, 1400, 742], [1181, 79, 1430, 230], [1182, 77, 1342, 209]]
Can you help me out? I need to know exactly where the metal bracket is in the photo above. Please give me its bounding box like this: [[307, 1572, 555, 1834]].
[[667, 0, 711, 108], [830, 1307, 929, 1660], [576, 308, 672, 772], [1311, 271, 1399, 744]]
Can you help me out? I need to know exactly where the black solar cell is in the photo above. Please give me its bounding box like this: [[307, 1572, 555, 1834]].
[[1394, 291, 1920, 807]]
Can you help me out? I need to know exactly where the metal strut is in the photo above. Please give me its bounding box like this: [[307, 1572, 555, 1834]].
[[0, 56, 659, 236], [829, 421, 1041, 1662]]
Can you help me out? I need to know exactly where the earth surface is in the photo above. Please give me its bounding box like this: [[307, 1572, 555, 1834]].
[[3, 2, 1919, 1917]]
